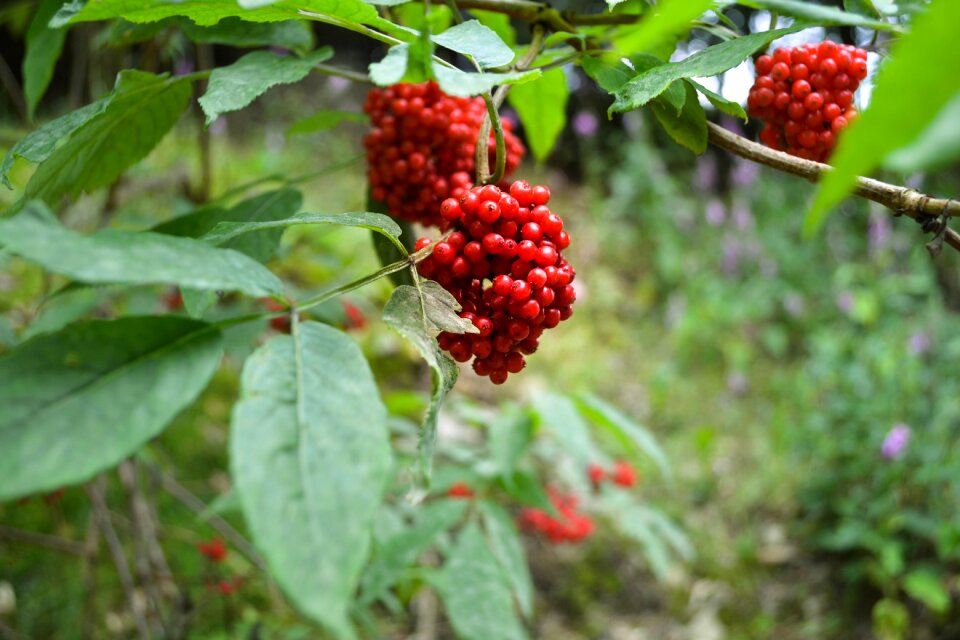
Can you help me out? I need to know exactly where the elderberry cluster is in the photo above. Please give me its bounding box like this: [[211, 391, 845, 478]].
[[517, 490, 595, 544], [416, 180, 576, 384], [364, 81, 525, 226], [748, 41, 868, 162]]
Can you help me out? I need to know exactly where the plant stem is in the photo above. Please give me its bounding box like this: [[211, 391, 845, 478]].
[[483, 94, 506, 184], [0, 525, 86, 555], [312, 64, 372, 84]]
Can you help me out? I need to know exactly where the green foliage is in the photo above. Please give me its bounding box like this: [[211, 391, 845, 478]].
[[479, 500, 535, 618], [650, 80, 706, 154], [288, 109, 368, 136], [611, 0, 713, 55], [23, 0, 69, 119], [507, 68, 569, 163], [0, 316, 223, 501], [433, 20, 515, 68], [231, 321, 392, 639], [199, 48, 333, 125], [180, 17, 315, 52], [741, 0, 899, 30]]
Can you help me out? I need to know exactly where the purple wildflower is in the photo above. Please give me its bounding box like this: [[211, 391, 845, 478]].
[[881, 423, 911, 460], [572, 111, 599, 137]]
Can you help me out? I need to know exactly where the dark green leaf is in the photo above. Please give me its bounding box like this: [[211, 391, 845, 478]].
[[479, 501, 534, 619], [180, 17, 314, 52], [434, 20, 514, 68], [0, 316, 223, 501], [576, 393, 671, 478], [288, 109, 367, 136], [650, 80, 707, 154], [23, 0, 69, 119], [808, 2, 960, 231], [741, 0, 897, 30], [0, 201, 283, 298], [432, 523, 528, 640], [231, 321, 391, 639], [23, 70, 192, 204], [687, 78, 747, 121], [611, 0, 713, 55], [506, 68, 568, 162], [360, 499, 468, 605], [199, 48, 333, 125], [609, 27, 803, 114]]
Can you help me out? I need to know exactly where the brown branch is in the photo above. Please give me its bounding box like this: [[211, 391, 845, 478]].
[[0, 525, 85, 556], [707, 122, 960, 252]]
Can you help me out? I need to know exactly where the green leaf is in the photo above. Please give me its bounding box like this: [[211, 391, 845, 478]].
[[575, 393, 671, 478], [903, 569, 950, 614], [0, 316, 223, 501], [369, 44, 414, 86], [201, 210, 404, 255], [687, 78, 747, 121], [383, 283, 475, 483], [608, 499, 692, 580], [884, 92, 960, 173], [807, 1, 960, 232], [360, 499, 468, 605], [630, 53, 685, 114], [650, 80, 707, 154], [156, 188, 304, 263], [581, 55, 634, 93], [488, 407, 534, 479], [180, 17, 314, 52], [506, 68, 568, 163], [843, 0, 883, 18], [23, 0, 69, 119], [199, 48, 333, 125], [470, 10, 515, 47], [479, 501, 534, 619], [740, 0, 897, 30], [1, 98, 107, 189], [288, 109, 367, 136], [432, 523, 528, 640], [434, 20, 514, 68], [434, 64, 540, 98], [609, 26, 803, 115], [500, 469, 552, 511], [531, 391, 600, 466], [0, 201, 283, 298], [23, 70, 192, 204], [611, 0, 713, 55], [231, 321, 392, 639]]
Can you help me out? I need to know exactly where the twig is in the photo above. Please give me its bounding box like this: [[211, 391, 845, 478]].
[[312, 63, 373, 85], [119, 460, 166, 636], [81, 513, 101, 640], [0, 525, 85, 556], [86, 476, 151, 640], [706, 122, 960, 252]]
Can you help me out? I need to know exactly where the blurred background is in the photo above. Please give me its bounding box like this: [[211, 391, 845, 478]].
[[2, 2, 960, 639]]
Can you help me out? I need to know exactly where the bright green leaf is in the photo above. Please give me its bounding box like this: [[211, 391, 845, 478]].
[[479, 500, 534, 619], [507, 68, 568, 163], [884, 91, 960, 173], [434, 64, 540, 97], [611, 0, 713, 55], [0, 316, 223, 501], [180, 17, 315, 52], [434, 20, 514, 68], [807, 1, 960, 232], [581, 55, 634, 93], [199, 48, 333, 125], [609, 26, 803, 114], [23, 70, 192, 204], [231, 321, 392, 639], [432, 523, 528, 640], [903, 569, 950, 614], [630, 53, 685, 114], [23, 0, 69, 119], [288, 109, 367, 136], [687, 78, 747, 120], [470, 10, 515, 47], [741, 0, 897, 30], [650, 80, 707, 154], [369, 44, 414, 86], [0, 201, 283, 298]]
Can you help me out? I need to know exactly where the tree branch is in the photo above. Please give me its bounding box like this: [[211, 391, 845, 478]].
[[0, 525, 85, 556], [707, 122, 960, 252]]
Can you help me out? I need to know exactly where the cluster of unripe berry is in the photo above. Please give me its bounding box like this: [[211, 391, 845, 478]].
[[416, 180, 576, 384], [748, 41, 868, 162], [364, 81, 525, 226], [517, 489, 595, 544], [588, 460, 638, 489]]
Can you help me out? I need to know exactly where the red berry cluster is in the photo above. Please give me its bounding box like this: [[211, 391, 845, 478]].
[[588, 461, 638, 489], [416, 180, 576, 384], [364, 81, 525, 227], [517, 490, 595, 544], [197, 538, 228, 563], [748, 41, 867, 161], [446, 481, 476, 499]]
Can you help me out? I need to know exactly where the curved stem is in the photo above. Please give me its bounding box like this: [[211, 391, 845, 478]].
[[484, 93, 506, 184], [312, 63, 372, 84]]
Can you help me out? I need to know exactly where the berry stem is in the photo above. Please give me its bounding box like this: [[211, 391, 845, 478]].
[[311, 63, 372, 85], [294, 258, 413, 313], [707, 122, 960, 252]]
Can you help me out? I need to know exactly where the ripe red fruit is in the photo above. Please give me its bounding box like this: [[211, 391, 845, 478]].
[[415, 180, 576, 383], [611, 461, 638, 487], [198, 539, 228, 563], [447, 481, 475, 498], [588, 464, 606, 488], [517, 488, 595, 544], [364, 81, 526, 227]]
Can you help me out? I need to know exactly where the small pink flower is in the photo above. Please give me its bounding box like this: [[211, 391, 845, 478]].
[[881, 424, 911, 460]]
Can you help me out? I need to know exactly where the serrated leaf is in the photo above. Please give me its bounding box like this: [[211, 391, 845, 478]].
[[807, 1, 960, 232], [199, 48, 332, 125], [383, 283, 474, 484], [0, 316, 223, 501], [231, 321, 391, 639], [0, 201, 283, 298], [609, 26, 803, 114], [650, 80, 707, 154], [23, 70, 192, 204], [180, 17, 314, 52], [23, 0, 69, 119], [903, 569, 949, 614], [687, 78, 747, 121], [431, 523, 528, 640], [581, 54, 634, 93], [360, 499, 468, 605], [470, 10, 515, 47], [434, 20, 514, 68], [488, 407, 534, 479], [611, 0, 713, 55], [288, 109, 367, 136], [479, 501, 534, 619], [576, 393, 671, 478], [506, 68, 568, 162], [630, 53, 685, 114], [531, 391, 601, 466], [740, 0, 897, 30]]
